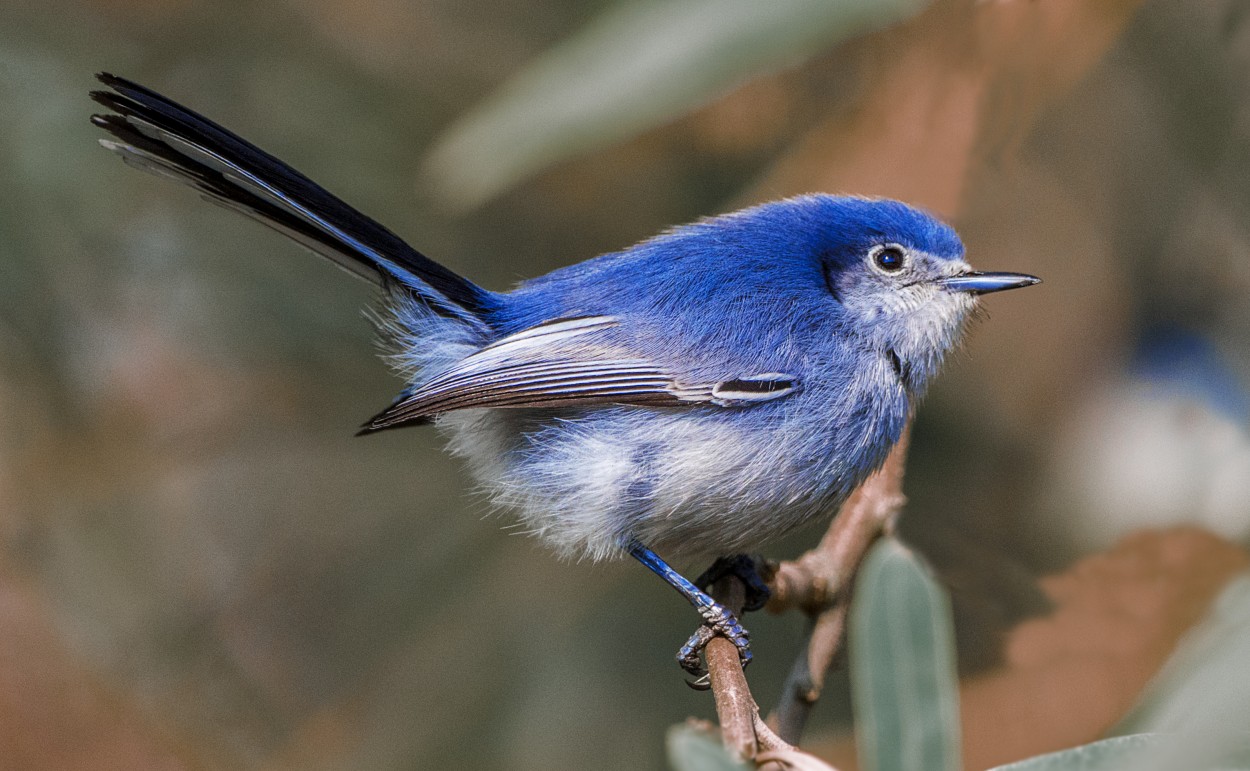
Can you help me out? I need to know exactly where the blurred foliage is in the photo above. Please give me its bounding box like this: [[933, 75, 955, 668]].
[[422, 0, 930, 208], [850, 538, 961, 771], [802, 531, 1250, 771], [988, 734, 1250, 771], [666, 722, 752, 771], [1116, 576, 1250, 747], [3, 0, 1250, 769]]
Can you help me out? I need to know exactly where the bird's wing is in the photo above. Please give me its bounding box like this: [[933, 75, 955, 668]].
[[359, 316, 798, 432]]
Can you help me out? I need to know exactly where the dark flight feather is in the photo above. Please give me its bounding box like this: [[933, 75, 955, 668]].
[[90, 72, 492, 320]]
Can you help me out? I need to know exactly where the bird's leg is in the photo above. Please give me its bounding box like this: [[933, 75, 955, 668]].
[[694, 554, 773, 612], [627, 540, 752, 678]]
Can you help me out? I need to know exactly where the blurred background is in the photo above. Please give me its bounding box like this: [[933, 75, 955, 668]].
[[2, 0, 1249, 768]]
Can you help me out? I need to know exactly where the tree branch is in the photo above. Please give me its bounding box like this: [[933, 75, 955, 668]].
[[704, 576, 759, 759], [702, 425, 911, 764], [704, 573, 805, 765], [767, 425, 911, 744]]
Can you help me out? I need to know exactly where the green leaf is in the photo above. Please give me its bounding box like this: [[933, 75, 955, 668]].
[[988, 735, 1166, 771], [988, 733, 1250, 771], [1115, 576, 1250, 738], [666, 722, 753, 771], [850, 537, 961, 771], [988, 578, 1250, 771], [423, 0, 930, 208]]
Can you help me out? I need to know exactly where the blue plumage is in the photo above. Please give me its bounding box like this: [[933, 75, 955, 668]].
[[91, 74, 1039, 676]]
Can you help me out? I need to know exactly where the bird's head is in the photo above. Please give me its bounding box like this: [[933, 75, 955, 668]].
[[796, 195, 1039, 389]]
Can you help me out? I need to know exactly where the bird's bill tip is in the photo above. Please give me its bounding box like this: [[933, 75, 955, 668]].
[[939, 271, 1041, 295]]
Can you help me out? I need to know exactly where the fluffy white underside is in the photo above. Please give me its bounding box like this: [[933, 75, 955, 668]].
[[437, 356, 904, 563]]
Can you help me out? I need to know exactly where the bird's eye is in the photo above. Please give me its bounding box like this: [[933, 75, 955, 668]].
[[870, 245, 907, 274]]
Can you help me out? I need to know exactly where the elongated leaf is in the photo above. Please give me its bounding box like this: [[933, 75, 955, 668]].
[[850, 537, 960, 771], [1104, 576, 1250, 771], [989, 733, 1250, 771], [1116, 576, 1250, 737], [666, 723, 752, 771], [989, 579, 1250, 771], [424, 0, 930, 208]]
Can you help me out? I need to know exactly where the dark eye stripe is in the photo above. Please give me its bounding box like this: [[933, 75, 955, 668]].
[[823, 263, 842, 302]]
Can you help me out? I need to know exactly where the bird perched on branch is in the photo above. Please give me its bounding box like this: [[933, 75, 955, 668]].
[[90, 72, 1039, 680]]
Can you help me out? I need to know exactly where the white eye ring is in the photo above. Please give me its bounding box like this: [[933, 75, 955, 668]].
[[868, 243, 909, 275]]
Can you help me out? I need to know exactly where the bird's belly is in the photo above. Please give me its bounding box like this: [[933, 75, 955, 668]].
[[438, 392, 905, 562]]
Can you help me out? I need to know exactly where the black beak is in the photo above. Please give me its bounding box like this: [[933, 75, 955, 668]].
[[938, 271, 1041, 295]]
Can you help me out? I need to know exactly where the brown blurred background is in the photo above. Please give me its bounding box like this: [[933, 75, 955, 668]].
[[2, 0, 1249, 768]]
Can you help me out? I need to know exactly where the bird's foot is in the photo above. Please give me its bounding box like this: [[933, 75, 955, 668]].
[[624, 540, 757, 686], [677, 600, 752, 686], [694, 553, 774, 612]]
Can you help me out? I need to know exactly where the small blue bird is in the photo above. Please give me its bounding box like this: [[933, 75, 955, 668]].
[[90, 73, 1039, 678]]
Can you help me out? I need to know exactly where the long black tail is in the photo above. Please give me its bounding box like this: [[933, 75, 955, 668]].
[[90, 72, 494, 322]]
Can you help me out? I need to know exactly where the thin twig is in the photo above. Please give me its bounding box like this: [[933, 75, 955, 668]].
[[702, 425, 911, 763], [704, 573, 804, 764], [705, 592, 839, 770], [767, 425, 912, 744], [756, 747, 842, 771], [704, 575, 759, 759]]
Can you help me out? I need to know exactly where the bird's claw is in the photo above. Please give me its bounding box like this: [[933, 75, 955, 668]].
[[678, 625, 716, 676], [694, 554, 774, 612], [676, 602, 752, 677]]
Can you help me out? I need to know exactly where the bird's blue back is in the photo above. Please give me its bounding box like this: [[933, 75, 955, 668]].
[[490, 195, 964, 382]]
